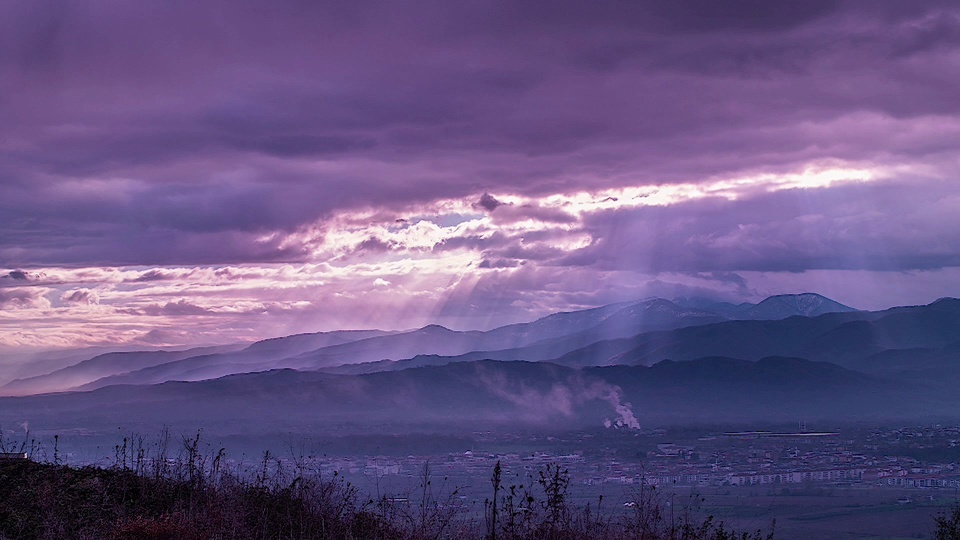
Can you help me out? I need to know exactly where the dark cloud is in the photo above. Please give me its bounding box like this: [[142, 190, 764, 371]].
[[353, 237, 396, 253], [433, 232, 512, 253], [130, 269, 178, 283], [60, 288, 98, 304], [690, 272, 752, 297], [479, 258, 521, 269], [474, 193, 504, 212], [0, 0, 957, 281], [5, 270, 29, 280]]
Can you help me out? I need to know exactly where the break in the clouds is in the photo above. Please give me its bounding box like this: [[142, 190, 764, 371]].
[[1, 1, 959, 348]]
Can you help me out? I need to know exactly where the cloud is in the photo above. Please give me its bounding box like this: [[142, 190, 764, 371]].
[[474, 193, 504, 212], [488, 203, 578, 226], [0, 1, 957, 268], [478, 258, 521, 269], [0, 288, 51, 310], [561, 177, 960, 273], [129, 269, 179, 282], [137, 329, 192, 346], [5, 270, 29, 280], [60, 288, 99, 305], [128, 299, 214, 317], [0, 1, 957, 348]]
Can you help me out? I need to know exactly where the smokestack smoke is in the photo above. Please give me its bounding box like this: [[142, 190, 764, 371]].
[[478, 369, 640, 429], [589, 381, 641, 430]]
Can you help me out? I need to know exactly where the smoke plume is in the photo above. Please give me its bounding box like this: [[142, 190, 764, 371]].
[[478, 369, 640, 429]]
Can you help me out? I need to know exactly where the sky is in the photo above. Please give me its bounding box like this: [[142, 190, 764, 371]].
[[1, 0, 959, 350]]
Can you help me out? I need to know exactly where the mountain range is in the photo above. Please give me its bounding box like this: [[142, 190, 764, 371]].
[[1, 293, 958, 440], [0, 293, 857, 394]]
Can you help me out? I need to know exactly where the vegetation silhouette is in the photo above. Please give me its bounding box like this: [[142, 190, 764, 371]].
[[0, 431, 778, 540], [935, 504, 960, 540]]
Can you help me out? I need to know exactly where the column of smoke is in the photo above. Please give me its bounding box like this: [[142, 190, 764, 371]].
[[588, 382, 641, 430], [478, 370, 640, 429]]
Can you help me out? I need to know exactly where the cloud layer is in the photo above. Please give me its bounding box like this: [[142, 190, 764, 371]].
[[1, 1, 958, 348]]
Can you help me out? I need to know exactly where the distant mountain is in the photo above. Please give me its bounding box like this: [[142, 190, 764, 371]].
[[6, 330, 388, 395], [0, 344, 247, 396], [481, 298, 726, 346], [85, 325, 521, 388], [2, 297, 953, 451], [849, 339, 960, 387], [289, 298, 727, 371], [12, 293, 864, 394], [0, 344, 203, 386], [318, 295, 863, 375], [557, 298, 960, 371], [78, 298, 731, 388], [673, 293, 857, 320], [240, 330, 392, 356], [741, 293, 857, 319]]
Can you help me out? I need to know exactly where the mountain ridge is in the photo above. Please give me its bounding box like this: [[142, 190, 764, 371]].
[[0, 293, 895, 395]]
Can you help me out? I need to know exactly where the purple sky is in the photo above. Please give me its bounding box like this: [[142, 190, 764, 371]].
[[1, 0, 959, 349]]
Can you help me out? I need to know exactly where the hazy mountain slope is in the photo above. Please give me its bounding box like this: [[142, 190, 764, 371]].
[[81, 325, 497, 388], [478, 301, 637, 346], [481, 298, 725, 346], [3, 362, 589, 434], [590, 356, 936, 422], [95, 299, 728, 385], [77, 330, 389, 390], [76, 354, 258, 390], [557, 298, 960, 369], [738, 293, 857, 319], [556, 315, 846, 367], [278, 325, 493, 369], [62, 293, 862, 391], [0, 344, 218, 386], [315, 294, 860, 375], [850, 340, 960, 386], [673, 293, 856, 320], [284, 300, 728, 371], [238, 330, 390, 356], [85, 325, 507, 384], [1, 358, 952, 441], [320, 299, 730, 374], [0, 344, 247, 396]]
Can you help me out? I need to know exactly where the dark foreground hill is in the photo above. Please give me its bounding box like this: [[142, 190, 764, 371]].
[[0, 457, 775, 540]]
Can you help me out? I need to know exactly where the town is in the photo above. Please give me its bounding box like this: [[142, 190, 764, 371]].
[[303, 424, 960, 504]]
